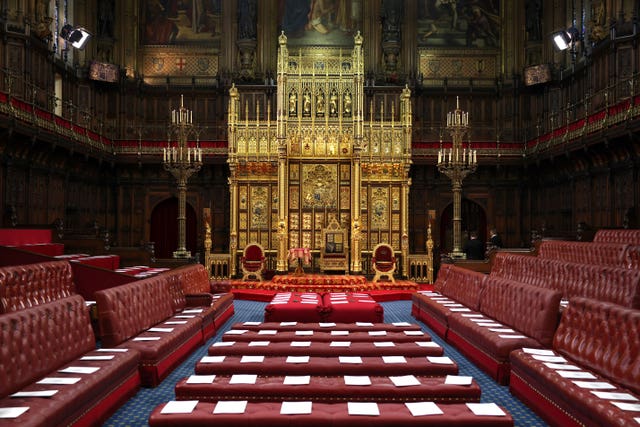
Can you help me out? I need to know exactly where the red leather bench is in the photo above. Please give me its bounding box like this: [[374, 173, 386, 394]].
[[510, 297, 640, 427], [0, 260, 75, 314], [0, 295, 140, 426], [206, 340, 444, 358], [492, 252, 640, 309], [194, 355, 459, 377], [149, 401, 513, 426], [445, 276, 562, 384], [162, 264, 235, 340], [95, 275, 204, 387], [174, 374, 482, 404], [412, 265, 487, 339]]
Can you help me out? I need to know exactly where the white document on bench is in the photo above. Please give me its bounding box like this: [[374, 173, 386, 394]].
[[374, 342, 395, 347], [229, 374, 257, 384], [161, 400, 198, 414], [591, 391, 639, 401], [572, 381, 615, 389], [0, 407, 30, 418], [283, 375, 310, 385], [466, 402, 506, 416], [339, 356, 362, 364], [286, 356, 310, 363], [348, 402, 379, 416], [557, 370, 597, 379], [344, 375, 371, 386], [11, 390, 58, 398], [97, 348, 128, 352], [612, 402, 640, 411], [522, 348, 554, 356], [80, 355, 115, 361], [58, 366, 100, 374], [281, 401, 313, 415], [37, 377, 81, 385], [427, 356, 454, 364], [445, 375, 473, 385], [148, 327, 174, 333], [212, 341, 235, 347], [200, 356, 226, 363], [330, 341, 351, 347], [416, 341, 440, 348], [213, 400, 247, 414], [132, 337, 161, 341], [331, 330, 349, 336], [405, 401, 443, 416], [240, 355, 264, 363], [389, 375, 421, 387], [186, 375, 216, 384], [383, 356, 407, 364], [290, 341, 311, 347]]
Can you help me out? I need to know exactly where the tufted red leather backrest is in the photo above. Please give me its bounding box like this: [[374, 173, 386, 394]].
[[0, 294, 94, 397], [433, 263, 453, 293], [538, 240, 628, 268], [95, 275, 174, 347], [0, 260, 75, 314], [593, 229, 640, 245], [480, 277, 561, 347], [441, 265, 487, 311], [490, 253, 640, 309], [554, 297, 640, 395], [162, 264, 211, 296]]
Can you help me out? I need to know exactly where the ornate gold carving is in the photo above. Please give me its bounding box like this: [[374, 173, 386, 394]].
[[250, 187, 268, 228], [239, 187, 248, 210], [302, 164, 337, 209], [371, 187, 389, 229]]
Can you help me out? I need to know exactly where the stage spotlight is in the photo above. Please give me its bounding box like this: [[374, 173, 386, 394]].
[[60, 24, 91, 49], [552, 27, 579, 51]]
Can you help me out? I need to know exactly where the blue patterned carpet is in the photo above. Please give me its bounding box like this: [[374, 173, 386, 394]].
[[105, 299, 547, 426]]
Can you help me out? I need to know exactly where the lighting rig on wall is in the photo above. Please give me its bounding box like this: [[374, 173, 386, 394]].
[[60, 24, 91, 49]]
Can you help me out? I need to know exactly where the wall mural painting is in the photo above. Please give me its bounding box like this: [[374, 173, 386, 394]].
[[279, 0, 363, 46], [418, 0, 500, 48], [143, 0, 222, 45]]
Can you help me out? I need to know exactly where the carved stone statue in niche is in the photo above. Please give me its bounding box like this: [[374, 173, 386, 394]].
[[329, 90, 338, 117], [289, 91, 298, 116], [316, 91, 325, 117], [303, 90, 312, 117], [343, 92, 352, 117]]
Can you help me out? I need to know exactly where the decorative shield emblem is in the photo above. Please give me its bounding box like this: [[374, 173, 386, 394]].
[[197, 57, 210, 72], [152, 57, 164, 71]]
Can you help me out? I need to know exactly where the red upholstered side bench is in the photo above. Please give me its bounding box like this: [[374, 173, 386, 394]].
[[174, 374, 482, 403], [0, 295, 141, 427], [194, 355, 459, 377], [149, 401, 513, 427]]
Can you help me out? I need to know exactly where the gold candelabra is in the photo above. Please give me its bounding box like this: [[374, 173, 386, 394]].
[[163, 95, 203, 259], [437, 96, 477, 258]]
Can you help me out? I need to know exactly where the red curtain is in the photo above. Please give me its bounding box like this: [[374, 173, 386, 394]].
[[150, 197, 197, 259]]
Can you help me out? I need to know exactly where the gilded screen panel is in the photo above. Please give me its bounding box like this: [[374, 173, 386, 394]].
[[239, 212, 248, 230], [239, 186, 248, 210], [250, 187, 269, 229], [289, 164, 299, 181], [371, 187, 389, 229], [340, 186, 350, 209], [289, 186, 299, 209], [302, 164, 337, 209], [249, 231, 258, 243], [239, 232, 247, 249], [392, 188, 400, 210], [340, 164, 351, 181], [289, 213, 299, 231]]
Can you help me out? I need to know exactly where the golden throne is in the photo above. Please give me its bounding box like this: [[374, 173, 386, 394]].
[[320, 217, 349, 272]]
